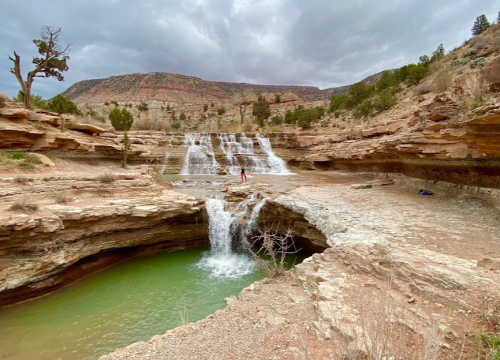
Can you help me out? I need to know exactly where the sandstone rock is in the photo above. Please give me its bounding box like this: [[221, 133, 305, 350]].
[[65, 122, 107, 134], [28, 152, 55, 167], [350, 184, 372, 189], [477, 258, 500, 270]]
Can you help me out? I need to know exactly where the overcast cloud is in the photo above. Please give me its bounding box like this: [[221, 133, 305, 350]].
[[0, 0, 498, 99]]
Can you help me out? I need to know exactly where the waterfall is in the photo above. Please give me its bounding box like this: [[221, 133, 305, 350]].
[[159, 152, 170, 175], [181, 133, 220, 175], [255, 134, 292, 174], [197, 198, 255, 278], [244, 198, 266, 238]]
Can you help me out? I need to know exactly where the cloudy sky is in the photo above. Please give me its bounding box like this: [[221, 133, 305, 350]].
[[1, 0, 498, 99]]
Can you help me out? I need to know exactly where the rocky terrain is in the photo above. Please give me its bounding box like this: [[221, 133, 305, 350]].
[[102, 180, 500, 360]]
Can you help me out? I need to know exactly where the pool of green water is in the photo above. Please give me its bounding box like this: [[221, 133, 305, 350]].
[[0, 248, 294, 360]]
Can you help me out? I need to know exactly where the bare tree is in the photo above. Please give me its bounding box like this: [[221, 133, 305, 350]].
[[245, 224, 299, 277], [8, 26, 71, 109], [232, 90, 254, 125]]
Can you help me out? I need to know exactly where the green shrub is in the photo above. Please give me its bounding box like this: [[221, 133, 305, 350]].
[[329, 93, 349, 112], [172, 121, 181, 130], [373, 89, 397, 112], [104, 101, 110, 105], [217, 107, 226, 115], [109, 108, 134, 131], [270, 115, 283, 125], [203, 104, 208, 112], [179, 112, 186, 120], [334, 111, 340, 118], [136, 102, 148, 111], [275, 94, 281, 103], [471, 57, 486, 68], [110, 101, 119, 107], [46, 94, 80, 115], [406, 63, 429, 85], [453, 57, 471, 66], [354, 99, 373, 119]]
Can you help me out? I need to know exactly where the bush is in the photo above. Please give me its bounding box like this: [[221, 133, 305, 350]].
[[471, 57, 486, 68], [110, 101, 119, 107], [109, 108, 134, 131], [97, 173, 116, 183], [136, 102, 148, 111], [373, 89, 397, 112], [179, 112, 186, 120], [46, 94, 80, 115], [274, 94, 281, 103], [334, 111, 340, 118], [354, 99, 373, 119], [270, 115, 283, 126], [406, 63, 429, 85], [104, 101, 109, 105], [329, 93, 349, 112], [453, 57, 471, 66], [203, 104, 208, 112], [217, 107, 226, 115], [414, 83, 432, 95], [433, 69, 453, 93], [9, 195, 38, 212], [172, 121, 181, 130]]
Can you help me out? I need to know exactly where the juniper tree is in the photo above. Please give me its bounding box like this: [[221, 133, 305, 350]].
[[109, 108, 134, 131], [8, 26, 71, 109], [472, 15, 491, 36], [252, 94, 271, 126]]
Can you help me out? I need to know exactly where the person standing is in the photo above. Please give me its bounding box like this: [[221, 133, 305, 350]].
[[239, 161, 248, 182]]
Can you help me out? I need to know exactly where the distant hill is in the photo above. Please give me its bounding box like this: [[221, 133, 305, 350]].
[[62, 71, 385, 106]]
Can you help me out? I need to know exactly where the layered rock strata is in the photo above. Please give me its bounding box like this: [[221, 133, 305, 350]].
[[0, 173, 206, 306]]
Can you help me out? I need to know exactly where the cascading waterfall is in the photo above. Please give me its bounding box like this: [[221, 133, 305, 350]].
[[243, 198, 266, 238], [197, 196, 267, 278], [181, 133, 220, 174], [159, 152, 170, 175], [255, 134, 292, 174]]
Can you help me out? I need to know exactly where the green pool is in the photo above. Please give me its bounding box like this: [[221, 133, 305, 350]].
[[0, 248, 269, 360]]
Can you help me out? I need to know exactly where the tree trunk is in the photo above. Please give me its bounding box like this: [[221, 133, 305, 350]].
[[8, 52, 32, 109]]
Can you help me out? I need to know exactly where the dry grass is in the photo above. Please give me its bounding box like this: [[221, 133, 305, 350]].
[[132, 117, 171, 132], [97, 173, 117, 183], [53, 192, 74, 204], [433, 69, 453, 93], [9, 195, 39, 212], [414, 83, 432, 95]]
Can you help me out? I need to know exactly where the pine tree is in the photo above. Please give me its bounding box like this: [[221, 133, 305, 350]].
[[471, 14, 491, 36], [252, 94, 271, 125]]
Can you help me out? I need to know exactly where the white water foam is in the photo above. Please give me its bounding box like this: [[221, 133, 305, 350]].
[[255, 134, 292, 175], [181, 133, 220, 175], [197, 198, 255, 278]]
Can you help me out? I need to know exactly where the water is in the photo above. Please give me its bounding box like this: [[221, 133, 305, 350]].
[[181, 133, 291, 175], [181, 133, 219, 175], [255, 134, 292, 174], [196, 198, 256, 278], [0, 249, 265, 360]]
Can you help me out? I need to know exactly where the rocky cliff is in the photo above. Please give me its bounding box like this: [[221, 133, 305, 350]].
[[61, 71, 384, 107]]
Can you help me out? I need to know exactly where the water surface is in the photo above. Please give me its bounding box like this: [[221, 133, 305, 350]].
[[0, 249, 265, 360]]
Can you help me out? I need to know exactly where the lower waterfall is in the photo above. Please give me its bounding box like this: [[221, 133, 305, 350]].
[[197, 197, 263, 278]]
